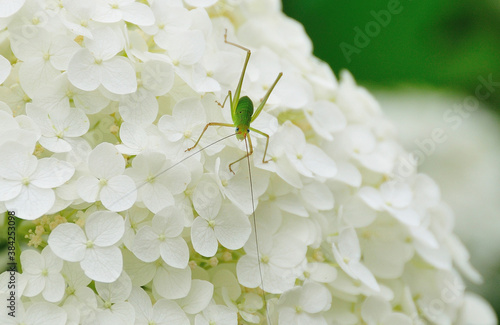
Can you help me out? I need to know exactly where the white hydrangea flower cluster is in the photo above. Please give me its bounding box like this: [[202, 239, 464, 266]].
[[0, 0, 494, 324]]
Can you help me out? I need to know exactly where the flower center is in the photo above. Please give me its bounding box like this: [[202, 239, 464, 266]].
[[86, 240, 94, 248], [208, 220, 216, 228], [184, 130, 192, 138], [21, 177, 30, 185], [261, 255, 269, 264]]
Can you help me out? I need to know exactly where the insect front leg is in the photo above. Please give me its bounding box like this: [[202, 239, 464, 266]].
[[185, 122, 234, 152], [216, 90, 232, 108]]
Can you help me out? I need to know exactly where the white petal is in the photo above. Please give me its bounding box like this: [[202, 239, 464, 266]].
[[349, 261, 380, 292], [95, 272, 132, 302], [156, 29, 205, 65], [193, 179, 222, 219], [133, 225, 161, 262], [100, 175, 137, 211], [0, 55, 11, 84], [341, 196, 377, 228], [361, 296, 390, 323], [214, 204, 251, 250], [43, 273, 65, 302], [357, 187, 384, 210], [141, 60, 174, 96], [300, 282, 332, 313], [30, 158, 75, 188], [86, 27, 124, 59], [154, 206, 185, 237], [120, 2, 155, 26], [24, 302, 67, 325], [81, 245, 122, 283], [380, 181, 412, 208], [383, 313, 413, 325], [0, 0, 25, 18], [461, 292, 497, 325], [191, 216, 218, 257], [48, 223, 87, 262], [154, 265, 191, 299], [176, 279, 214, 314], [301, 182, 334, 211], [387, 207, 420, 226], [100, 57, 137, 95], [49, 36, 80, 70], [338, 227, 361, 261], [0, 142, 36, 180], [76, 175, 100, 202], [6, 185, 55, 220], [0, 178, 22, 200], [21, 249, 43, 274], [90, 143, 125, 176], [160, 237, 189, 269], [119, 88, 158, 126], [302, 144, 337, 178], [19, 59, 60, 98], [414, 241, 452, 270], [67, 48, 101, 91], [141, 182, 174, 214], [23, 273, 45, 297], [307, 263, 338, 283], [85, 210, 124, 246], [275, 193, 308, 217], [270, 235, 307, 268], [184, 0, 217, 7], [153, 299, 190, 325], [236, 254, 261, 288]]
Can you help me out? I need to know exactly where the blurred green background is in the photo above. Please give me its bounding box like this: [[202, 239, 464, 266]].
[[283, 0, 500, 320], [283, 0, 500, 109]]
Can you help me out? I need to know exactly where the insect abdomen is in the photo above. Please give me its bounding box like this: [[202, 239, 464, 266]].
[[233, 96, 253, 126]]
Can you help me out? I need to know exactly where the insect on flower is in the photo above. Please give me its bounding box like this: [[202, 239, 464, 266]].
[[185, 30, 283, 174]]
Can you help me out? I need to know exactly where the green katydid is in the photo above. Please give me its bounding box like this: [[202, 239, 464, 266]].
[[185, 30, 283, 174]]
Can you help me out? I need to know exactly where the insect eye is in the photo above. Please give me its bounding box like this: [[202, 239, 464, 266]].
[[236, 127, 239, 132], [247, 129, 250, 133]]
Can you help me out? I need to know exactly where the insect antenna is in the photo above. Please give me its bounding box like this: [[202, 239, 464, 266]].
[[154, 133, 235, 180], [109, 133, 236, 210], [244, 137, 271, 325]]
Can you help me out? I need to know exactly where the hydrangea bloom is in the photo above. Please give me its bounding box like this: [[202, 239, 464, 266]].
[[0, 1, 496, 325]]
